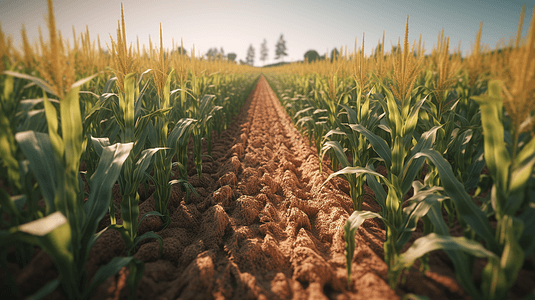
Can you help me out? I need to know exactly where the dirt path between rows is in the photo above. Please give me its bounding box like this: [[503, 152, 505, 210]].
[[13, 76, 472, 300]]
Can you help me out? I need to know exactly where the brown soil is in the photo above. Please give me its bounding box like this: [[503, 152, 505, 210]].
[[7, 76, 534, 299]]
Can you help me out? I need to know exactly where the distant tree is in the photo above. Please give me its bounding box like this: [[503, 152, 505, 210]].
[[246, 44, 255, 66], [304, 50, 320, 62], [330, 48, 339, 62], [206, 47, 228, 60], [175, 46, 188, 56], [391, 45, 400, 55], [227, 53, 237, 62], [373, 43, 383, 58], [205, 47, 218, 60], [275, 34, 287, 61], [260, 39, 268, 65]]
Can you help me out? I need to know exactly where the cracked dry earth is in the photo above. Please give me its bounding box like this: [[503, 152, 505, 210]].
[[13, 76, 474, 300]]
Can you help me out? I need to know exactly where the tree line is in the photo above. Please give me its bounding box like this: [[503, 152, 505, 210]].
[[182, 34, 288, 67], [193, 33, 383, 66], [241, 34, 287, 66]]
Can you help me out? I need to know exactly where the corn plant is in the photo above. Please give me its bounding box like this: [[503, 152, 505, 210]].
[[191, 94, 222, 178], [324, 16, 452, 287], [101, 72, 164, 254], [148, 38, 197, 224], [296, 106, 328, 157], [82, 76, 123, 180], [387, 75, 535, 299], [104, 12, 165, 253], [3, 64, 139, 299], [326, 124, 442, 283], [391, 14, 535, 298], [0, 73, 48, 294], [321, 81, 383, 211]]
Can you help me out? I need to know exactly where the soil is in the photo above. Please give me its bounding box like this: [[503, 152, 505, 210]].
[[4, 76, 535, 299]]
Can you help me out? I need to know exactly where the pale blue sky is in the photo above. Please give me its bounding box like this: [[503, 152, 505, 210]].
[[0, 0, 533, 66]]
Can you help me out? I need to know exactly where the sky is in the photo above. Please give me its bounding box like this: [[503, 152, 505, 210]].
[[0, 0, 533, 67]]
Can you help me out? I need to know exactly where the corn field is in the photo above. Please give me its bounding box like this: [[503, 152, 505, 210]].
[[1, 1, 534, 299]]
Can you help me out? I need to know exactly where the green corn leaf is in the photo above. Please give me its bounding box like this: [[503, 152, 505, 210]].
[[90, 136, 111, 157], [394, 233, 498, 270], [2, 69, 14, 99], [138, 107, 173, 124], [464, 151, 486, 191], [344, 210, 385, 284], [497, 216, 524, 288], [413, 149, 499, 252], [391, 233, 498, 289], [61, 87, 84, 173], [168, 118, 196, 149], [350, 124, 392, 168], [123, 73, 136, 141], [168, 180, 199, 197], [396, 184, 448, 249], [360, 94, 371, 122], [126, 259, 145, 300], [401, 126, 441, 194], [382, 85, 403, 137], [339, 103, 358, 124], [11, 195, 27, 215], [170, 87, 195, 102], [17, 211, 67, 237], [325, 166, 392, 190], [472, 80, 510, 207], [425, 203, 484, 298], [87, 256, 135, 297], [324, 128, 347, 140], [198, 94, 216, 116], [296, 116, 314, 128], [132, 122, 151, 156], [102, 77, 117, 93], [15, 131, 57, 212], [481, 257, 508, 300], [402, 95, 428, 138], [514, 136, 535, 167], [365, 170, 387, 212], [132, 148, 167, 183], [519, 205, 535, 255], [506, 137, 535, 215], [391, 137, 405, 178], [321, 141, 350, 168], [27, 278, 61, 300], [293, 106, 314, 119], [162, 69, 175, 110], [87, 227, 108, 253], [82, 142, 133, 245], [0, 113, 19, 188], [133, 231, 164, 257], [313, 108, 328, 115], [17, 212, 76, 297], [18, 109, 47, 133], [378, 117, 392, 134], [134, 79, 150, 121], [3, 71, 55, 96], [0, 189, 22, 219], [137, 69, 152, 86], [71, 73, 99, 89], [138, 211, 163, 230], [107, 224, 133, 250], [42, 95, 64, 162]]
